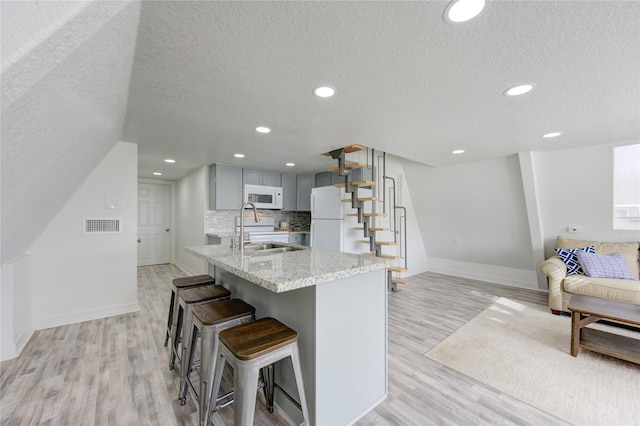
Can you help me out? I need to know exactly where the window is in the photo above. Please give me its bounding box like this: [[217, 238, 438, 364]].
[[613, 144, 640, 230]]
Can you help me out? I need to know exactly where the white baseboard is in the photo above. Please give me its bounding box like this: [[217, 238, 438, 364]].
[[428, 257, 541, 290], [174, 260, 198, 277], [1, 328, 34, 361], [32, 301, 140, 330]]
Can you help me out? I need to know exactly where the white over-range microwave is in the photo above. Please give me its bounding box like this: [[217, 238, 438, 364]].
[[243, 184, 283, 210]]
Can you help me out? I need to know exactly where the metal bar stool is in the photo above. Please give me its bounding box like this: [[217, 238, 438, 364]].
[[165, 275, 215, 348], [169, 284, 231, 370], [179, 299, 256, 426], [211, 317, 310, 426]]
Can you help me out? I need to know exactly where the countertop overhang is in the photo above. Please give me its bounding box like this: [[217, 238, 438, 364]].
[[186, 243, 390, 293]]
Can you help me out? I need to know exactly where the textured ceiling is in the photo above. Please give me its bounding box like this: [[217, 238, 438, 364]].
[[125, 1, 640, 180]]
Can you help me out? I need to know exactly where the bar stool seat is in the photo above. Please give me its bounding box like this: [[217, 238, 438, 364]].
[[211, 317, 310, 426], [165, 275, 215, 348], [170, 284, 231, 370], [179, 299, 256, 426]]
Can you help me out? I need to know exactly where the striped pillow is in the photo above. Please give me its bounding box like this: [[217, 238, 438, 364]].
[[576, 251, 636, 280], [554, 246, 596, 275]]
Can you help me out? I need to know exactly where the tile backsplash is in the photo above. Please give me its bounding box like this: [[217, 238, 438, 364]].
[[205, 210, 311, 232]]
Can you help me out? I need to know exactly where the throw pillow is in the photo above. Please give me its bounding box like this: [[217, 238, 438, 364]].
[[554, 246, 596, 275], [576, 251, 637, 280]]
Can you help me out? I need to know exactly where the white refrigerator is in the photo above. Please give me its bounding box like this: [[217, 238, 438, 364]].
[[310, 186, 367, 253]]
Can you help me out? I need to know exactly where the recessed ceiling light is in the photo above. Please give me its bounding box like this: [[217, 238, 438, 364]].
[[234, 153, 245, 158], [255, 126, 270, 133], [153, 172, 162, 176], [504, 84, 535, 96], [313, 86, 336, 98], [286, 163, 295, 167], [164, 159, 175, 163], [444, 0, 486, 24], [452, 149, 465, 154], [541, 132, 562, 138]]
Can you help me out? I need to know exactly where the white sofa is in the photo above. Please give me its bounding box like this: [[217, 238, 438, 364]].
[[540, 236, 640, 314]]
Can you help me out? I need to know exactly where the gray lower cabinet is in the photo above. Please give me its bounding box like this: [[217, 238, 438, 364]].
[[281, 173, 297, 211], [210, 164, 243, 210], [288, 232, 302, 244], [288, 232, 310, 246], [296, 175, 313, 211]]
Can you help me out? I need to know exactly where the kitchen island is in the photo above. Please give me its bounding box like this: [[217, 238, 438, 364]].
[[186, 243, 389, 425]]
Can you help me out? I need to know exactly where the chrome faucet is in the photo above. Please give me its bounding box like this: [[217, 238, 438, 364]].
[[238, 201, 260, 255]]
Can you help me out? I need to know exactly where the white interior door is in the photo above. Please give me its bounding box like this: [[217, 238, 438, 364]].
[[137, 183, 172, 266]]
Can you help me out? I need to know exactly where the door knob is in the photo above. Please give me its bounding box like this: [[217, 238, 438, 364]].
[[137, 239, 141, 243], [166, 228, 170, 232]]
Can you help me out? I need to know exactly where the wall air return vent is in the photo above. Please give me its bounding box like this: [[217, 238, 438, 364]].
[[84, 218, 122, 234]]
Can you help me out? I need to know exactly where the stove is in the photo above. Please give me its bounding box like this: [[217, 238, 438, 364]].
[[235, 216, 289, 243]]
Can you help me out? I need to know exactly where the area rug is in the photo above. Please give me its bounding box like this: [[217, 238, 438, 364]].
[[425, 297, 640, 426]]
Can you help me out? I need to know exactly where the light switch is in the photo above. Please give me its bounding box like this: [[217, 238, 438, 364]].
[[105, 198, 123, 209]]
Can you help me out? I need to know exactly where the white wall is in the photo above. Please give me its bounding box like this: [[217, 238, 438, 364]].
[[1, 255, 32, 360], [175, 166, 208, 275], [534, 143, 640, 258], [402, 155, 538, 289], [381, 155, 429, 277], [27, 142, 139, 331], [1, 0, 140, 265]]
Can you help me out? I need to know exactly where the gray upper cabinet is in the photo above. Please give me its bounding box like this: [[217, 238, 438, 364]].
[[243, 168, 282, 186], [350, 167, 373, 182], [281, 173, 297, 211], [296, 175, 313, 211], [314, 172, 331, 187], [314, 171, 343, 187], [262, 171, 282, 186], [210, 164, 243, 210]]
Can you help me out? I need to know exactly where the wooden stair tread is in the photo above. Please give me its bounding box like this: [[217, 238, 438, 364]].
[[391, 278, 410, 286], [364, 213, 387, 217], [342, 197, 377, 202], [334, 180, 376, 188], [346, 213, 358, 217], [328, 162, 365, 173], [366, 253, 401, 260], [388, 267, 409, 273], [358, 240, 398, 246], [354, 227, 389, 231], [322, 144, 366, 156]]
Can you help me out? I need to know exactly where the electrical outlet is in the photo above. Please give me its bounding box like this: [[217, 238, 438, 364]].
[[567, 225, 583, 233]]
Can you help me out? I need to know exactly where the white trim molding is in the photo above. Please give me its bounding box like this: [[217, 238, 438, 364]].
[[32, 302, 140, 331], [428, 257, 542, 291]]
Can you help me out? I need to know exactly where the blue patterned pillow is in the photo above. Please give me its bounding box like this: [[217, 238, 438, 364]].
[[576, 251, 636, 280], [554, 246, 596, 275]]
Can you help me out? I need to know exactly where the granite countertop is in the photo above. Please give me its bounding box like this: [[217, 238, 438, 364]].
[[185, 243, 390, 293]]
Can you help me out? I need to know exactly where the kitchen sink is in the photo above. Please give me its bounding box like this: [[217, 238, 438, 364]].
[[243, 243, 305, 255]]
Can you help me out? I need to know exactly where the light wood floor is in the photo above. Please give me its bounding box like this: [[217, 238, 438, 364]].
[[1, 265, 569, 425]]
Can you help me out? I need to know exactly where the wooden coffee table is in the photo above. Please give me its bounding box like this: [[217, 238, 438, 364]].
[[567, 294, 640, 364]]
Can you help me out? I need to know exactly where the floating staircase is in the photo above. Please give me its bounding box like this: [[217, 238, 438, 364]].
[[323, 144, 409, 291]]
